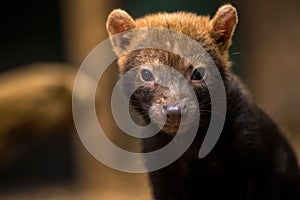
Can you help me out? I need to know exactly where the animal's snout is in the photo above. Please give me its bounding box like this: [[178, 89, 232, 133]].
[[163, 105, 187, 123]]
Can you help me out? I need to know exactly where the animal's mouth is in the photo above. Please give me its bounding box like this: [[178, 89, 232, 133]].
[[156, 121, 193, 136]]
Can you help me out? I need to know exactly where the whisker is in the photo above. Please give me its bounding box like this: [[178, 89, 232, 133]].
[[199, 110, 225, 117], [231, 51, 241, 55]]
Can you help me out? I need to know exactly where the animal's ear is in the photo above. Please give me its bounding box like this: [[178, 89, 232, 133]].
[[106, 9, 136, 55], [210, 4, 238, 52]]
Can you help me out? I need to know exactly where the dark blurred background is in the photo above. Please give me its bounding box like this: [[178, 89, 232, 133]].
[[0, 0, 299, 199], [0, 0, 71, 193], [0, 0, 64, 71]]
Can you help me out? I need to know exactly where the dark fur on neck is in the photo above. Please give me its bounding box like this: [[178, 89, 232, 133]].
[[142, 73, 300, 200]]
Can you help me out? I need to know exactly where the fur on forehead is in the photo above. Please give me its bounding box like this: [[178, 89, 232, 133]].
[[106, 4, 238, 72], [123, 49, 191, 73]]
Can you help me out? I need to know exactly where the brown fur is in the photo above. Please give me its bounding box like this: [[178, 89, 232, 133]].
[[107, 4, 238, 74], [106, 5, 300, 200], [106, 5, 238, 135]]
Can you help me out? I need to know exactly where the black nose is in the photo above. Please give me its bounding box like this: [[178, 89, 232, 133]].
[[164, 105, 187, 121]]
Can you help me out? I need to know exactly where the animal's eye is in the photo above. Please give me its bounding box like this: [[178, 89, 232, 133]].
[[191, 68, 205, 81], [141, 69, 154, 82]]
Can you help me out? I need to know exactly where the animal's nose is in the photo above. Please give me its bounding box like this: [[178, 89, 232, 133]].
[[163, 105, 187, 121]]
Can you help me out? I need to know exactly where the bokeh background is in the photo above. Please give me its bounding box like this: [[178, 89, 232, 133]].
[[0, 0, 300, 199]]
